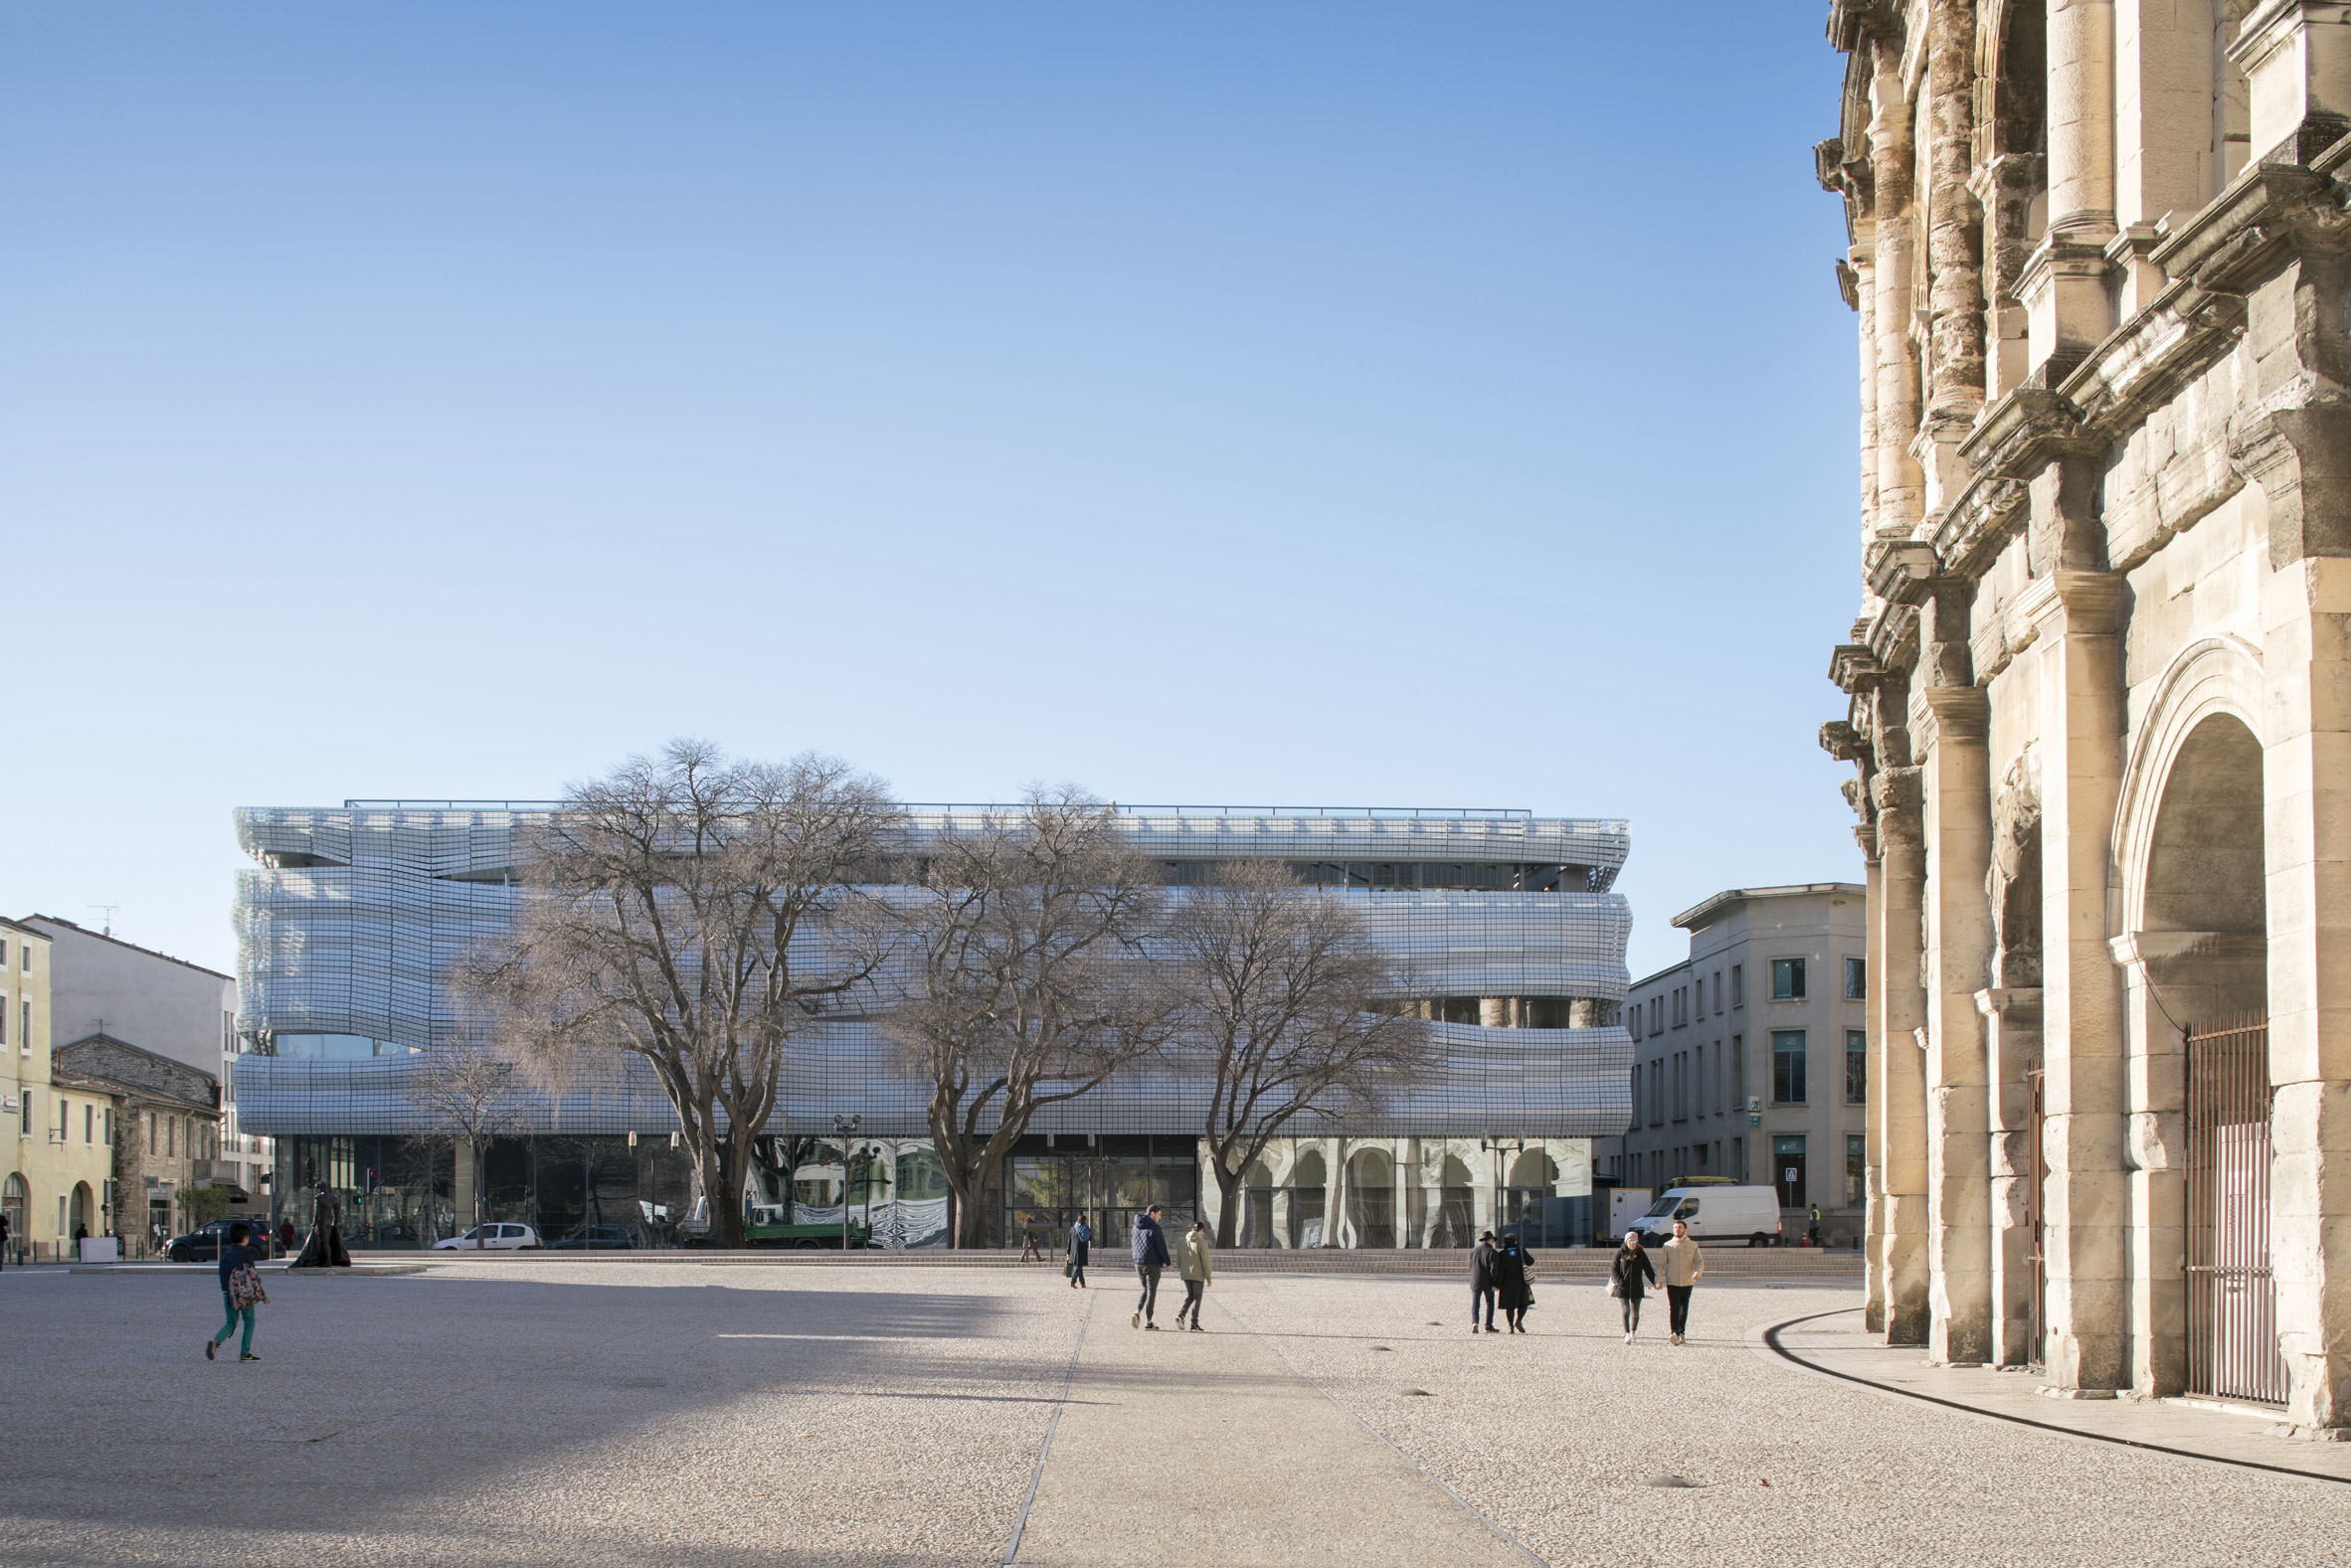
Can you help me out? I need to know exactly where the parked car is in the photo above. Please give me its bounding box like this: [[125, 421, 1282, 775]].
[[165, 1219, 248, 1263], [547, 1225, 636, 1251], [430, 1223, 542, 1251]]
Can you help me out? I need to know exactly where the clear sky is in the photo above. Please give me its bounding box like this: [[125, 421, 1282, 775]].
[[2, 5, 1860, 985]]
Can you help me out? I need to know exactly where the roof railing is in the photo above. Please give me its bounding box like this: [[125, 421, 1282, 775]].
[[337, 799, 1547, 820]]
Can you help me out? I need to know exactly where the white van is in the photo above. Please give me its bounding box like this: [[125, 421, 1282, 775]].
[[1627, 1185, 1783, 1248]]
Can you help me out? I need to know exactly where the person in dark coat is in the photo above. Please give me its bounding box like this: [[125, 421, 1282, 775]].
[[1469, 1230, 1500, 1333], [1611, 1230, 1657, 1343], [1067, 1213, 1092, 1290], [1131, 1205, 1173, 1329], [1494, 1236, 1535, 1332]]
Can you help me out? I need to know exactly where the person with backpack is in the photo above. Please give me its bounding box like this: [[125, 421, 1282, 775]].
[[1067, 1213, 1092, 1289], [1173, 1220, 1213, 1331], [1610, 1230, 1656, 1344], [1130, 1205, 1173, 1329], [205, 1221, 268, 1363]]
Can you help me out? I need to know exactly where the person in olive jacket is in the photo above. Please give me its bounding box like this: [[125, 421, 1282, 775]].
[[1469, 1231, 1501, 1333], [1174, 1220, 1213, 1331], [1610, 1230, 1657, 1343]]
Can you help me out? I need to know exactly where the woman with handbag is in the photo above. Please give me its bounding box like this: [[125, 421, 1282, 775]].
[[1609, 1230, 1656, 1344], [206, 1221, 269, 1363]]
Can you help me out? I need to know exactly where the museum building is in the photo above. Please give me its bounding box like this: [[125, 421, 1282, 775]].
[[230, 801, 1633, 1250]]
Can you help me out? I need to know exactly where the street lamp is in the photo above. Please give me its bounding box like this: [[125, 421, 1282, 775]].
[[831, 1114, 861, 1253]]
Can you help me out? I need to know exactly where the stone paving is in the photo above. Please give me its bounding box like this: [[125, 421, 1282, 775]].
[[1, 1261, 2345, 1567]]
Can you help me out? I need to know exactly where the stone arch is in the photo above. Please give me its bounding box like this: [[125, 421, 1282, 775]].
[[1347, 1146, 1394, 1249], [69, 1182, 93, 1240], [1509, 1149, 1559, 1191], [2112, 636, 2266, 937]]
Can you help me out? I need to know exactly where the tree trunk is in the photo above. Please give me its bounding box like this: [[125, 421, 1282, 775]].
[[1212, 1153, 1245, 1249], [708, 1133, 752, 1248]]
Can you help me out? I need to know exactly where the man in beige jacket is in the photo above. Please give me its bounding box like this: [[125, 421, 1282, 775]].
[[1659, 1218, 1705, 1345]]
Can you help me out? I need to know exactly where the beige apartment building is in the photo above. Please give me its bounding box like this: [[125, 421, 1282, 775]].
[[1818, 1, 2351, 1427], [1, 920, 114, 1260], [54, 1035, 223, 1256], [1614, 886, 1869, 1244]]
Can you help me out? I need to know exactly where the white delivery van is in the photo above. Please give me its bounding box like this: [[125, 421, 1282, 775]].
[[1628, 1185, 1783, 1248]]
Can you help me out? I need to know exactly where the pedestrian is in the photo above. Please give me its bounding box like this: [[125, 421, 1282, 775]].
[[1610, 1230, 1656, 1344], [1660, 1217, 1706, 1344], [204, 1221, 268, 1363], [1067, 1213, 1092, 1289], [1174, 1220, 1213, 1331], [1807, 1203, 1823, 1249], [1020, 1220, 1044, 1263], [1131, 1204, 1173, 1329], [276, 1217, 294, 1258], [1494, 1234, 1535, 1333], [0, 1209, 10, 1272], [1469, 1230, 1500, 1333]]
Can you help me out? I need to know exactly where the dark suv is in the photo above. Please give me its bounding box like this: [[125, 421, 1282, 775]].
[[165, 1220, 248, 1263]]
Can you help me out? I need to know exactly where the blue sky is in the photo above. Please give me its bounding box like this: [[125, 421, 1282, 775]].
[[2, 5, 1859, 982]]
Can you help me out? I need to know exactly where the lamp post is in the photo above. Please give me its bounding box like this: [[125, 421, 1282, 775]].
[[831, 1114, 861, 1252]]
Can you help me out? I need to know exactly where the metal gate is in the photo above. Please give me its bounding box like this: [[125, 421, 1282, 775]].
[[2185, 1012, 2287, 1405]]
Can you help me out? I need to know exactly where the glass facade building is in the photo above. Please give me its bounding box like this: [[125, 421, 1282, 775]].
[[233, 802, 1634, 1247]]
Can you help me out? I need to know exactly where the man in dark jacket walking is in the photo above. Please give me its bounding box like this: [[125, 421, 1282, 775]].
[[1131, 1205, 1173, 1329], [1469, 1231, 1500, 1333]]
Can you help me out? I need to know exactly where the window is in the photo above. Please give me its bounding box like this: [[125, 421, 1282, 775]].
[[1649, 998, 1662, 1037], [1731, 1134, 1744, 1182], [1694, 976, 1704, 1016], [19, 1000, 27, 1051], [0, 939, 6, 965], [1629, 1064, 1642, 1132], [1712, 970, 1722, 1014], [147, 1114, 155, 1154], [1773, 1134, 1808, 1209], [1730, 964, 1744, 1007], [1772, 1029, 1808, 1104], [84, 1104, 92, 1143], [1844, 957, 1867, 1000], [1651, 1059, 1666, 1126], [0, 995, 6, 1047], [1672, 1051, 1687, 1121], [18, 1094, 28, 1135], [167, 1118, 175, 1157], [1771, 958, 1806, 1000], [1731, 1034, 1745, 1108], [1847, 1133, 1867, 1208], [1672, 987, 1687, 1028], [19, 945, 28, 972], [1846, 1029, 1868, 1104]]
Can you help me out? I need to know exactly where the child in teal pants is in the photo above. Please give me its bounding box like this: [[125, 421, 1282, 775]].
[[205, 1221, 262, 1362]]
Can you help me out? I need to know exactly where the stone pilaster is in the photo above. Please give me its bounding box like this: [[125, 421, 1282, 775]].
[[1861, 823, 1889, 1333], [1870, 58, 1925, 532], [2230, 0, 2351, 166], [2020, 561, 2131, 1393], [2261, 553, 2351, 1430], [1920, 678, 1995, 1365], [1874, 755, 1932, 1345], [1977, 986, 2045, 1366]]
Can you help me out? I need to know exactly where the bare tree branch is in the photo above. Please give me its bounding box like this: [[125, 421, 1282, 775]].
[[459, 741, 900, 1247]]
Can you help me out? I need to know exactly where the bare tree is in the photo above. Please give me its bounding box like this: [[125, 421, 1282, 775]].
[[411, 1035, 528, 1249], [1164, 861, 1430, 1248], [462, 741, 899, 1248], [887, 787, 1170, 1248]]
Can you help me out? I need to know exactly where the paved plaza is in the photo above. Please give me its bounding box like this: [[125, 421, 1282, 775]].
[[2, 1261, 2347, 1567]]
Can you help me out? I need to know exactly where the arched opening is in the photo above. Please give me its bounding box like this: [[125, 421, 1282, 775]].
[[69, 1182, 93, 1244], [1240, 1161, 1275, 1249], [1430, 1154, 1476, 1249], [2, 1173, 24, 1265], [2139, 712, 2274, 1401], [1981, 0, 2049, 400], [1348, 1147, 1394, 1249], [1288, 1150, 1327, 1249]]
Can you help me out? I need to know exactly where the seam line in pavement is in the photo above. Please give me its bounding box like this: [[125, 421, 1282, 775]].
[[1756, 1307, 2351, 1486], [1003, 1289, 1096, 1564], [1214, 1297, 1551, 1567]]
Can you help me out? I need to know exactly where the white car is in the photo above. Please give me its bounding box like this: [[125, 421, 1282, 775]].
[[431, 1223, 542, 1251]]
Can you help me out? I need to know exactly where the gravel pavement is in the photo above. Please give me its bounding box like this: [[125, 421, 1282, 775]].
[[2, 1261, 2344, 1568]]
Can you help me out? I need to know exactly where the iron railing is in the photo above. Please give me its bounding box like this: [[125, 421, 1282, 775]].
[[2185, 1011, 2286, 1406]]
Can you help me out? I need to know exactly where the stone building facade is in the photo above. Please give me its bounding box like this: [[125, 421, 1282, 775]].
[[1615, 885, 1870, 1242], [1818, 0, 2351, 1428], [54, 1034, 225, 1255]]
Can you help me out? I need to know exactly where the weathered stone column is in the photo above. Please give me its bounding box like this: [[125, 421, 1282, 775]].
[[2022, 557, 2131, 1393], [1977, 986, 2045, 1365], [1870, 58, 1925, 532], [2023, 0, 2120, 372], [1920, 671, 1996, 1366], [1918, 0, 1985, 512], [1874, 744, 1933, 1345], [1861, 823, 1889, 1333], [2259, 541, 2351, 1432]]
